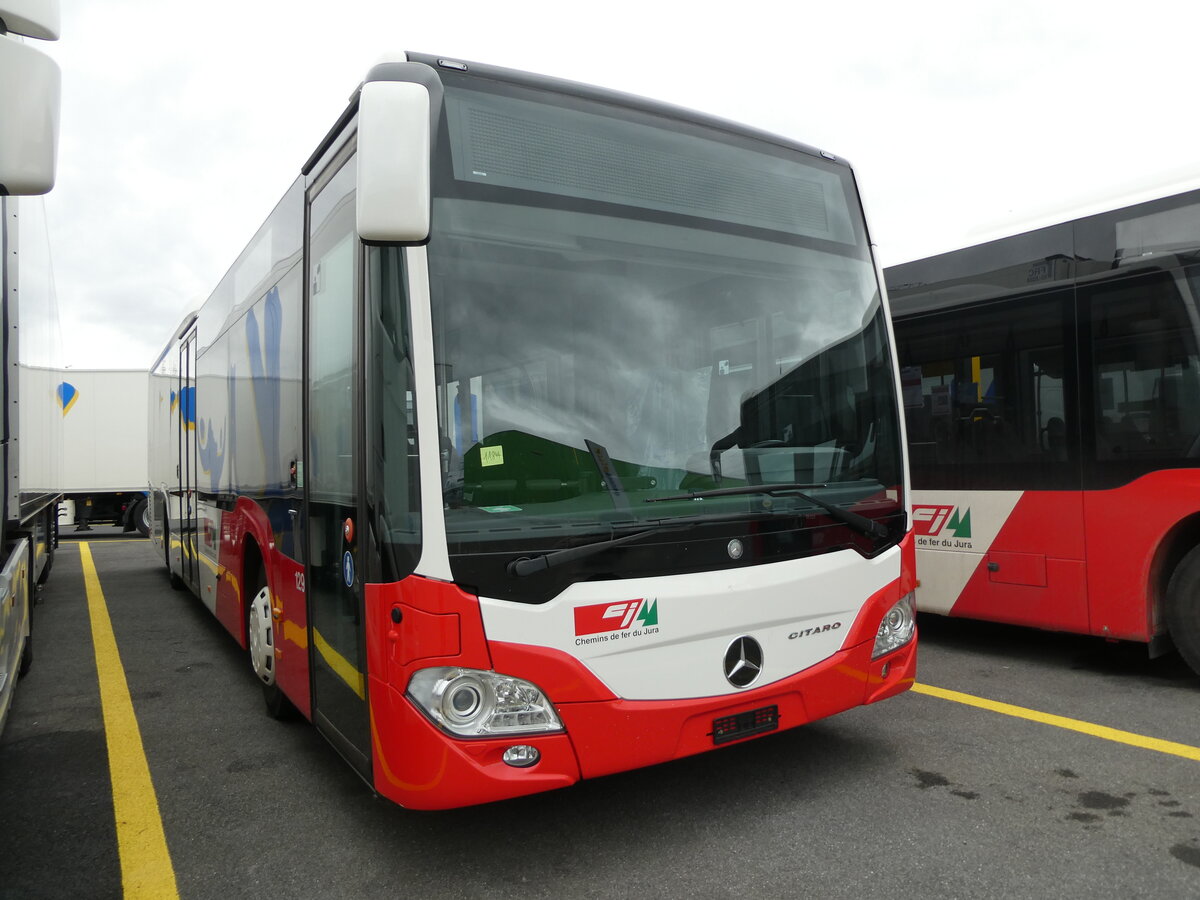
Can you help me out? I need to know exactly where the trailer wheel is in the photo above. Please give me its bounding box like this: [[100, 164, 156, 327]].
[[37, 506, 56, 586], [1165, 544, 1200, 677], [132, 498, 150, 537], [18, 632, 32, 678], [161, 516, 185, 590], [247, 568, 292, 719]]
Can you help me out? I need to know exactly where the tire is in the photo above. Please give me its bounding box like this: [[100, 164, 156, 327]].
[[1165, 544, 1200, 678], [36, 506, 55, 586], [36, 543, 53, 586], [17, 632, 32, 679], [133, 498, 150, 538], [247, 568, 292, 719], [163, 517, 185, 591]]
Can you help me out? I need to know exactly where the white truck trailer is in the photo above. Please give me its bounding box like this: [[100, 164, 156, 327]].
[[0, 0, 63, 735], [58, 369, 150, 535]]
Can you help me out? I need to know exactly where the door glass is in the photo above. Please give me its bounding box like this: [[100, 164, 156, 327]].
[[180, 334, 198, 584], [306, 158, 371, 771]]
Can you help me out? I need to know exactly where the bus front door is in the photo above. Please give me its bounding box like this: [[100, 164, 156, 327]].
[[304, 151, 372, 780]]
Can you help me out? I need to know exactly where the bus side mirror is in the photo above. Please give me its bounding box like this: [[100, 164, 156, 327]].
[[0, 25, 61, 195], [356, 80, 431, 243]]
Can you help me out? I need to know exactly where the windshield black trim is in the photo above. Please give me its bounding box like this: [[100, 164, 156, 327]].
[[407, 51, 843, 170], [448, 507, 906, 603], [645, 482, 890, 539]]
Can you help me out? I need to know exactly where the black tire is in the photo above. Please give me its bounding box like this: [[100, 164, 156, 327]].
[[36, 544, 53, 586], [132, 498, 150, 538], [17, 632, 32, 678], [246, 567, 293, 719], [1165, 544, 1200, 677], [36, 506, 55, 586], [163, 516, 185, 591]]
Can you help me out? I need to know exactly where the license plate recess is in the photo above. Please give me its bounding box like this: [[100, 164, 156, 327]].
[[712, 704, 779, 745]]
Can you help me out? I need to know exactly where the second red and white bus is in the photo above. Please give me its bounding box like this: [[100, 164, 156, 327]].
[[150, 52, 917, 809], [886, 185, 1200, 677]]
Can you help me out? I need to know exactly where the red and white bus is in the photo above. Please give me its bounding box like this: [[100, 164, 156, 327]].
[[149, 52, 917, 809], [886, 185, 1200, 677]]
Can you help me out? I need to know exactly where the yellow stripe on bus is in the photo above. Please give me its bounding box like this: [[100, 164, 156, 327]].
[[313, 627, 366, 700], [283, 619, 308, 650], [913, 682, 1200, 762], [79, 542, 180, 899]]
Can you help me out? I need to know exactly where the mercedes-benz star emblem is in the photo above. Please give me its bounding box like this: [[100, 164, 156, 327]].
[[723, 636, 763, 688]]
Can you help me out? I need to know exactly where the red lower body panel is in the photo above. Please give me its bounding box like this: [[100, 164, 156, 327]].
[[363, 548, 915, 810], [367, 628, 915, 810], [558, 635, 915, 781], [370, 679, 581, 810]]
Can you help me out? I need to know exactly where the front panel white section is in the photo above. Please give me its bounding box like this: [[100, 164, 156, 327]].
[[913, 548, 982, 615], [911, 489, 1022, 614], [480, 546, 900, 701]]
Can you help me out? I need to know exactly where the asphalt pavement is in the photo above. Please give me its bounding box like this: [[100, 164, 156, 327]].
[[2, 538, 1198, 899]]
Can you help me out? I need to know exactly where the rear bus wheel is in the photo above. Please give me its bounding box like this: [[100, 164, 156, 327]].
[[247, 570, 291, 719], [1165, 545, 1200, 677]]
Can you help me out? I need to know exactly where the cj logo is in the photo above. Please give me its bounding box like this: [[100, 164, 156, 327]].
[[913, 504, 972, 538], [573, 598, 658, 636]]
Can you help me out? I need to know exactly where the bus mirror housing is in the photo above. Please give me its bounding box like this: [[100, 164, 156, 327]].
[[0, 1, 61, 196], [1, 0, 62, 40], [356, 80, 431, 243]]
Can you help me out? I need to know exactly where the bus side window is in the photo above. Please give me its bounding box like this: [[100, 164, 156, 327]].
[[1087, 269, 1200, 465], [897, 290, 1073, 490]]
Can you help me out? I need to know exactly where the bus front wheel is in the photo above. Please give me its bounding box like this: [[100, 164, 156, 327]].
[[1165, 545, 1200, 677], [247, 569, 292, 719]]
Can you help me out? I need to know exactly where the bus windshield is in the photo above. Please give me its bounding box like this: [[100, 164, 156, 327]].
[[425, 78, 903, 593]]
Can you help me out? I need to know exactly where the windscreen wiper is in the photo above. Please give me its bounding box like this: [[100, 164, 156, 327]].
[[644, 482, 890, 539], [507, 524, 687, 577]]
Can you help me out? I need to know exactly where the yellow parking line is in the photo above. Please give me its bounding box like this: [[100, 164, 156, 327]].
[[63, 538, 147, 544], [913, 682, 1200, 762], [80, 542, 180, 899]]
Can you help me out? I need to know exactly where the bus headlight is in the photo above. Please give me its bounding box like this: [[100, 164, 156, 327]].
[[407, 667, 564, 737], [872, 593, 916, 659]]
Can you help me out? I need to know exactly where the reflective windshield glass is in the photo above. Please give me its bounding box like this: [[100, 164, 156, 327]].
[[426, 78, 903, 596]]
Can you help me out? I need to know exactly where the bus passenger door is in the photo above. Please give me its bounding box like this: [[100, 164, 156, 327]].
[[178, 329, 199, 587], [304, 151, 372, 779]]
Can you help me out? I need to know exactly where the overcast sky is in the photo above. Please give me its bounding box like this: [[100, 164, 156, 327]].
[[40, 0, 1200, 369]]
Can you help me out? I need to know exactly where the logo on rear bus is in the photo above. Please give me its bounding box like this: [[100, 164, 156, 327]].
[[574, 599, 659, 646], [913, 504, 973, 549]]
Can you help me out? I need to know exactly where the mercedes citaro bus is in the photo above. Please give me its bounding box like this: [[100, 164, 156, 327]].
[[149, 52, 917, 809]]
